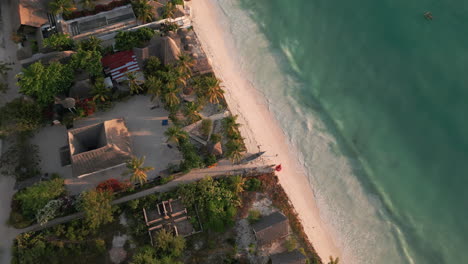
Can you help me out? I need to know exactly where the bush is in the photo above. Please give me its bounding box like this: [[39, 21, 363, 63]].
[[210, 133, 221, 144], [81, 190, 114, 229], [153, 229, 186, 258], [144, 56, 162, 76], [247, 210, 261, 224], [179, 138, 203, 173], [70, 48, 103, 77], [200, 119, 213, 137], [245, 178, 262, 192], [18, 61, 74, 106], [43, 33, 74, 51], [96, 179, 130, 193], [285, 237, 297, 252], [63, 0, 131, 20], [36, 199, 64, 225], [172, 0, 184, 5], [177, 176, 240, 232], [13, 178, 65, 221], [204, 154, 217, 167], [115, 28, 155, 51]]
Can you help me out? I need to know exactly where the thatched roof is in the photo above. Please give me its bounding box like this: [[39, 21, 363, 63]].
[[18, 0, 48, 28], [270, 250, 307, 264], [252, 212, 289, 245], [134, 36, 180, 66], [210, 142, 222, 156], [69, 79, 91, 99], [68, 118, 132, 178]]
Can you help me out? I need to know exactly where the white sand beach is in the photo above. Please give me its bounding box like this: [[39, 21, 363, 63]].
[[189, 0, 342, 261]]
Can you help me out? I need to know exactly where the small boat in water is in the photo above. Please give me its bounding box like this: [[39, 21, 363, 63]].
[[424, 11, 433, 20]]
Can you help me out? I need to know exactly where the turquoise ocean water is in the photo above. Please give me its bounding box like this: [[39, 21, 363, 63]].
[[214, 0, 468, 263]]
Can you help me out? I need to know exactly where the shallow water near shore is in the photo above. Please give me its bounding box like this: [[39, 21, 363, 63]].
[[214, 0, 468, 263]]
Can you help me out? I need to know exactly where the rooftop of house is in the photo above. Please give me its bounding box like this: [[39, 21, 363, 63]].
[[252, 211, 288, 232], [59, 4, 136, 39], [67, 118, 132, 178], [18, 0, 49, 28], [134, 28, 213, 75], [270, 250, 308, 264], [101, 50, 142, 82]]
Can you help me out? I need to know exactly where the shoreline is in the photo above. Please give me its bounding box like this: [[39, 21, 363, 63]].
[[189, 0, 342, 261]]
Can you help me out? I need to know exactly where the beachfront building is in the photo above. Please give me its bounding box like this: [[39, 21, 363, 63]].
[[13, 0, 56, 59], [58, 4, 137, 40], [252, 211, 290, 245], [134, 28, 213, 75], [67, 118, 132, 178], [270, 250, 308, 264]]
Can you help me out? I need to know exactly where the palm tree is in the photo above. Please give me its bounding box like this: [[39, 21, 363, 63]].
[[132, 0, 154, 23], [194, 76, 224, 104], [162, 2, 176, 19], [229, 175, 245, 194], [122, 156, 154, 185], [163, 83, 180, 107], [183, 102, 201, 124], [226, 140, 246, 163], [48, 0, 75, 15], [204, 76, 224, 104], [79, 0, 96, 10], [176, 53, 195, 77], [125, 72, 144, 95], [223, 115, 241, 135], [90, 78, 110, 102], [164, 126, 187, 145], [328, 256, 340, 264], [146, 75, 163, 102], [79, 36, 102, 52]]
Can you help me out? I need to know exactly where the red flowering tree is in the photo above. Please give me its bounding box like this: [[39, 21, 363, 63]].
[[96, 178, 131, 193]]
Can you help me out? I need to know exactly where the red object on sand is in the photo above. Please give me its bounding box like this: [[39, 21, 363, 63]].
[[275, 164, 282, 172]]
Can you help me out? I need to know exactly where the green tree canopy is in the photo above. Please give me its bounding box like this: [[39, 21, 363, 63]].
[[115, 28, 155, 51], [17, 61, 74, 106], [177, 176, 240, 232], [81, 190, 114, 229], [153, 229, 186, 258], [144, 56, 162, 76], [48, 0, 75, 15], [43, 33, 75, 51], [78, 36, 102, 53], [14, 178, 65, 220], [132, 0, 154, 23], [70, 48, 103, 77]]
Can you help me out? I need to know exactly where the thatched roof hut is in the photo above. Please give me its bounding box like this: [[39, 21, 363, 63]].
[[270, 250, 308, 264], [210, 142, 222, 156], [68, 118, 132, 178], [17, 0, 48, 30], [252, 212, 290, 245]]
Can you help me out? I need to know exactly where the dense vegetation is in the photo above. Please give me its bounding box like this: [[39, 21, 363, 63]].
[[177, 176, 243, 232], [115, 28, 155, 51], [17, 61, 74, 106], [10, 178, 66, 227], [43, 33, 75, 51]]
